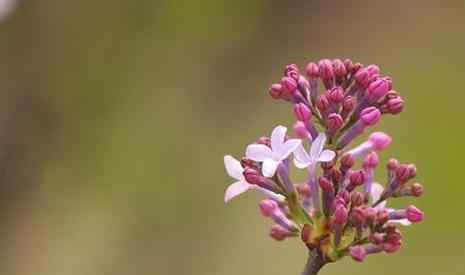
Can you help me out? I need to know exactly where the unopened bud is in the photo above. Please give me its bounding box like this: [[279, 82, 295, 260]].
[[411, 183, 424, 197], [333, 59, 347, 77], [368, 132, 392, 151], [327, 113, 344, 131], [318, 59, 334, 80], [360, 107, 381, 126], [293, 121, 309, 139], [305, 62, 319, 78], [259, 199, 278, 217], [406, 205, 424, 223], [293, 103, 312, 121]]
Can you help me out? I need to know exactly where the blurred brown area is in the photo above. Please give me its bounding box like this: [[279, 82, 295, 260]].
[[0, 1, 463, 275]]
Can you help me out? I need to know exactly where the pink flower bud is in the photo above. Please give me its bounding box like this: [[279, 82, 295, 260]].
[[360, 107, 381, 126], [296, 183, 311, 197], [334, 205, 348, 224], [318, 176, 333, 192], [259, 199, 278, 217], [298, 76, 309, 89], [368, 132, 392, 150], [332, 59, 347, 77], [269, 83, 283, 99], [366, 64, 380, 76], [293, 121, 309, 139], [351, 192, 365, 207], [407, 164, 417, 178], [351, 62, 363, 74], [318, 59, 334, 80], [406, 205, 424, 223], [387, 96, 404, 114], [269, 224, 291, 241], [367, 78, 390, 100], [305, 62, 319, 78], [340, 154, 355, 169], [363, 152, 379, 169], [280, 77, 298, 93], [317, 94, 330, 113], [354, 68, 370, 87], [387, 158, 399, 171], [343, 59, 354, 72], [395, 164, 410, 182], [327, 113, 344, 131], [342, 96, 355, 112], [285, 64, 299, 75], [349, 170, 365, 186], [350, 246, 367, 262], [328, 86, 344, 103], [243, 168, 261, 185], [256, 136, 271, 147], [382, 242, 402, 253], [376, 209, 389, 224], [411, 183, 424, 197], [293, 103, 311, 121], [364, 207, 377, 222]]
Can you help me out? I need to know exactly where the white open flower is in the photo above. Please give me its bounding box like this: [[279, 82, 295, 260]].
[[245, 125, 301, 177], [370, 183, 411, 226], [224, 155, 284, 203], [293, 132, 336, 169]]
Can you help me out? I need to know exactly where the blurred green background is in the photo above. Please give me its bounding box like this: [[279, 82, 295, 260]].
[[0, 1, 463, 274]]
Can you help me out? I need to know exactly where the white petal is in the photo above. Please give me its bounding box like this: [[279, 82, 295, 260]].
[[293, 144, 311, 169], [255, 187, 286, 202], [371, 182, 387, 209], [310, 132, 327, 162], [318, 149, 336, 162], [370, 182, 384, 203], [245, 144, 273, 162], [275, 139, 301, 161], [224, 181, 251, 202], [388, 219, 412, 226], [270, 125, 287, 152], [262, 159, 279, 177], [224, 155, 244, 180]]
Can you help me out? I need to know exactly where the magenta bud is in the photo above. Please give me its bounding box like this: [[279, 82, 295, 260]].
[[340, 154, 355, 169], [387, 158, 399, 171], [243, 168, 262, 185], [284, 64, 299, 75], [349, 170, 365, 186], [256, 136, 271, 147], [334, 205, 348, 224], [332, 59, 347, 77], [395, 164, 410, 182], [360, 107, 381, 126], [328, 86, 344, 103], [382, 242, 402, 253], [327, 113, 344, 131], [387, 96, 404, 114], [339, 190, 350, 203], [259, 199, 278, 217], [280, 77, 298, 93], [318, 59, 334, 79], [350, 246, 367, 262], [293, 103, 312, 121], [368, 132, 392, 150], [407, 164, 417, 178], [293, 121, 309, 139], [354, 68, 370, 87], [406, 205, 424, 223], [370, 233, 386, 244], [351, 192, 365, 207], [317, 94, 330, 113], [296, 183, 311, 197], [269, 83, 284, 99], [364, 207, 377, 221], [351, 62, 363, 74], [343, 59, 354, 72], [318, 177, 333, 192], [363, 152, 379, 169], [376, 209, 389, 224], [366, 64, 380, 76], [411, 183, 424, 197], [298, 76, 310, 89], [305, 62, 319, 78], [342, 96, 356, 111], [367, 78, 390, 100], [269, 224, 291, 241]]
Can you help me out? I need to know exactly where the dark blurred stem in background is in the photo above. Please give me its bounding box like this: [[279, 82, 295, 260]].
[[301, 251, 326, 275]]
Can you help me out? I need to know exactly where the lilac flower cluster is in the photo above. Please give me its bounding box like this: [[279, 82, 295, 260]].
[[224, 58, 424, 273]]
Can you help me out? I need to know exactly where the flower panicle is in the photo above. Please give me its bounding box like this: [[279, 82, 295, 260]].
[[223, 58, 423, 268]]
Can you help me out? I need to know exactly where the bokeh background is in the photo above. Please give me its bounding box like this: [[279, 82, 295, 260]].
[[0, 1, 464, 274]]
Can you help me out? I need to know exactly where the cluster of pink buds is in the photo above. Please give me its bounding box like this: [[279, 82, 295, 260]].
[[224, 58, 424, 274]]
